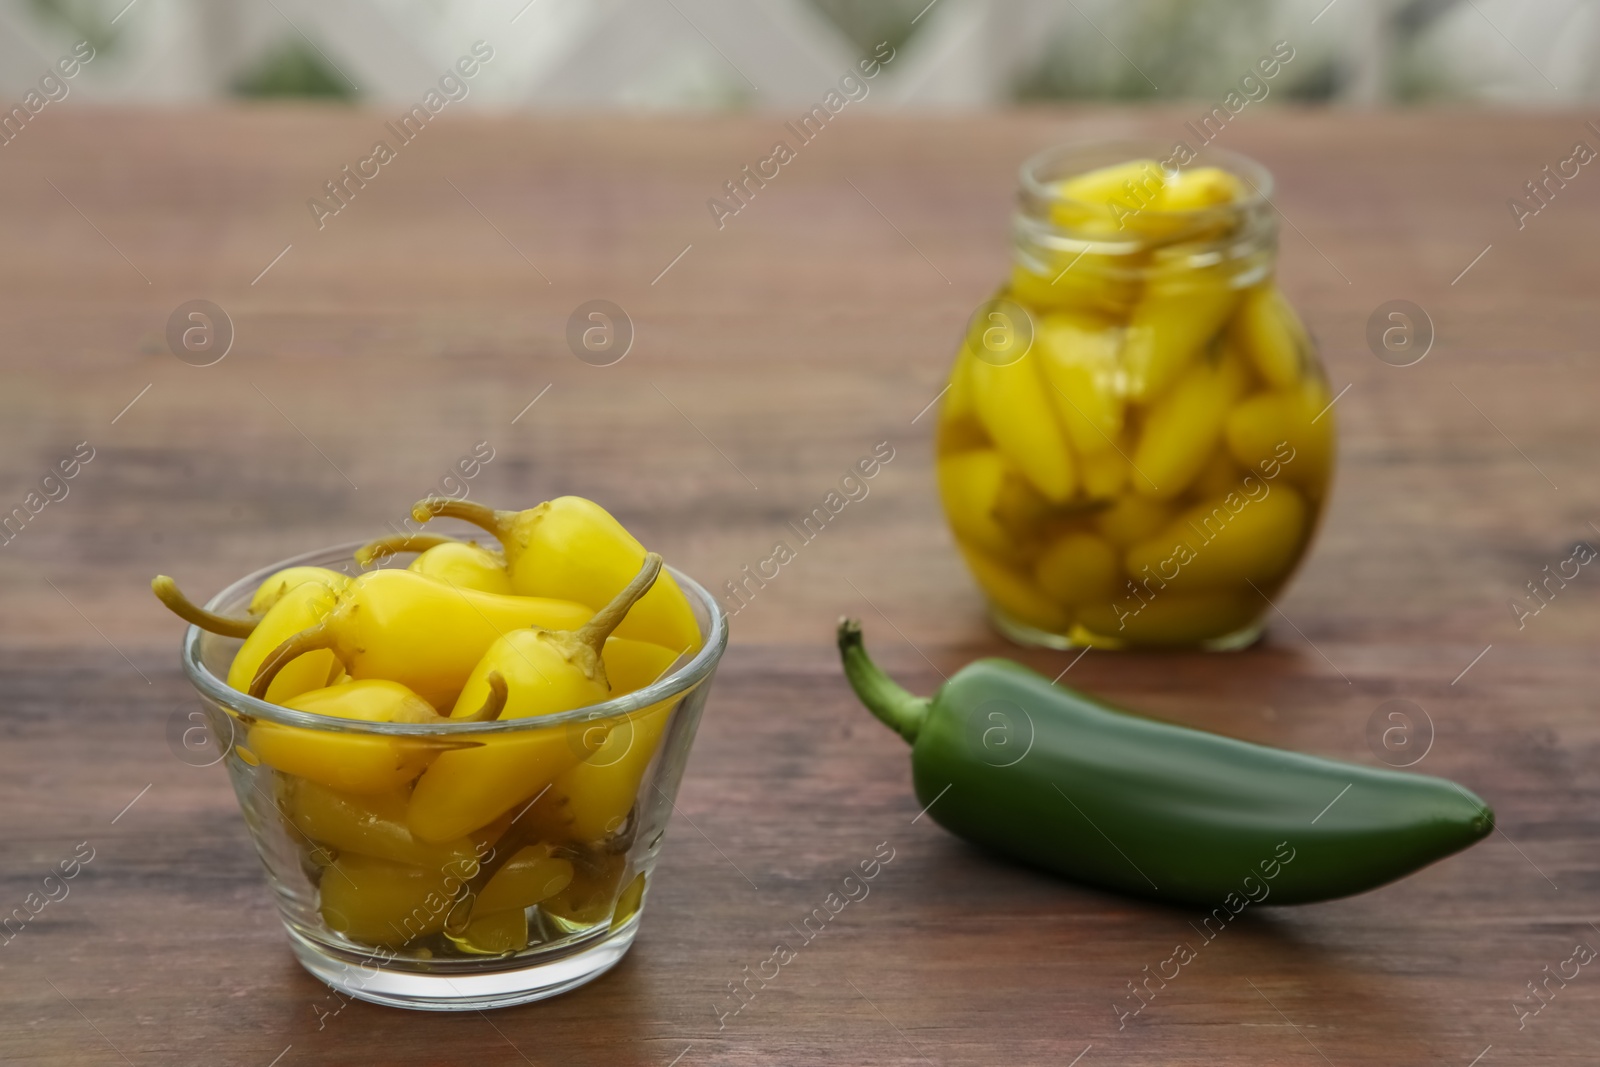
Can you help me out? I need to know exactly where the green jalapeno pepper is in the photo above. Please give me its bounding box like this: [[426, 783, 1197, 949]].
[[838, 620, 1492, 906]]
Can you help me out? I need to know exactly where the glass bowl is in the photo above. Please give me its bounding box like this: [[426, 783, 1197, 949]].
[[180, 541, 728, 1010]]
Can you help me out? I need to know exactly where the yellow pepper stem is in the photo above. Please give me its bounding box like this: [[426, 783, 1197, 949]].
[[250, 623, 337, 699], [354, 532, 461, 568], [574, 553, 664, 656], [522, 553, 666, 691], [151, 575, 258, 638], [456, 670, 508, 724], [411, 498, 513, 544]]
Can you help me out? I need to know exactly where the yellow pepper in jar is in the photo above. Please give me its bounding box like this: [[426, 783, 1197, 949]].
[[1130, 347, 1249, 500]]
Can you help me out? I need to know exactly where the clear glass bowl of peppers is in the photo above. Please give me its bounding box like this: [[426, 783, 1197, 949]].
[[160, 497, 726, 1010]]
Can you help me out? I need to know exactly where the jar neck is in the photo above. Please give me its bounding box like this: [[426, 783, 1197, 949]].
[[1011, 141, 1279, 290]]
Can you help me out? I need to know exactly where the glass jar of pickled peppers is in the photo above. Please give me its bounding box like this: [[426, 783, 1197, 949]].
[[936, 141, 1335, 649]]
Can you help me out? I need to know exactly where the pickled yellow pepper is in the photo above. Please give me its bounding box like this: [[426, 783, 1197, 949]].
[[352, 532, 458, 566], [542, 852, 630, 926], [534, 636, 683, 844], [1122, 265, 1243, 403], [249, 676, 506, 795], [248, 566, 353, 616], [967, 350, 1077, 504], [284, 776, 506, 870], [410, 497, 700, 654], [455, 843, 575, 953], [319, 852, 468, 948], [1131, 347, 1249, 499], [247, 569, 590, 708], [230, 579, 349, 704], [407, 554, 666, 843], [355, 533, 513, 595], [1035, 311, 1124, 456]]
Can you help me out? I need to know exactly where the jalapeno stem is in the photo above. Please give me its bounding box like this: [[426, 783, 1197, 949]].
[[354, 532, 461, 568], [575, 553, 663, 655], [411, 498, 512, 544], [249, 623, 338, 699], [837, 618, 929, 744], [151, 575, 258, 638]]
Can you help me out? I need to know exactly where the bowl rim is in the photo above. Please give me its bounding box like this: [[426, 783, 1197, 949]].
[[180, 539, 729, 735]]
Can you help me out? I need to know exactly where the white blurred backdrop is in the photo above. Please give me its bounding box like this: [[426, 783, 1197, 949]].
[[1, 0, 1596, 108]]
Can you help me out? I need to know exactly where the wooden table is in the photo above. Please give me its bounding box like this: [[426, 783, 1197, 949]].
[[1, 106, 1596, 1066]]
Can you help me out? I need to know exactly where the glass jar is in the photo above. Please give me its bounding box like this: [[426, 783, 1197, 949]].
[[936, 140, 1335, 649]]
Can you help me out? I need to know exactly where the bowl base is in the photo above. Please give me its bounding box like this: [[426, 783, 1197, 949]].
[[989, 607, 1265, 652], [287, 917, 638, 1011]]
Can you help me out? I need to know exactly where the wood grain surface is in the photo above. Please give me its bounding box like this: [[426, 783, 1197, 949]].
[[1, 105, 1598, 1066]]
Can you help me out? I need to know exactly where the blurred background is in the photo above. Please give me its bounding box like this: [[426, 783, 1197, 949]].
[[1, 0, 1595, 109]]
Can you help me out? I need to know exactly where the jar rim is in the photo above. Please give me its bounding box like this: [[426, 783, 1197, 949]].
[[180, 540, 729, 736]]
